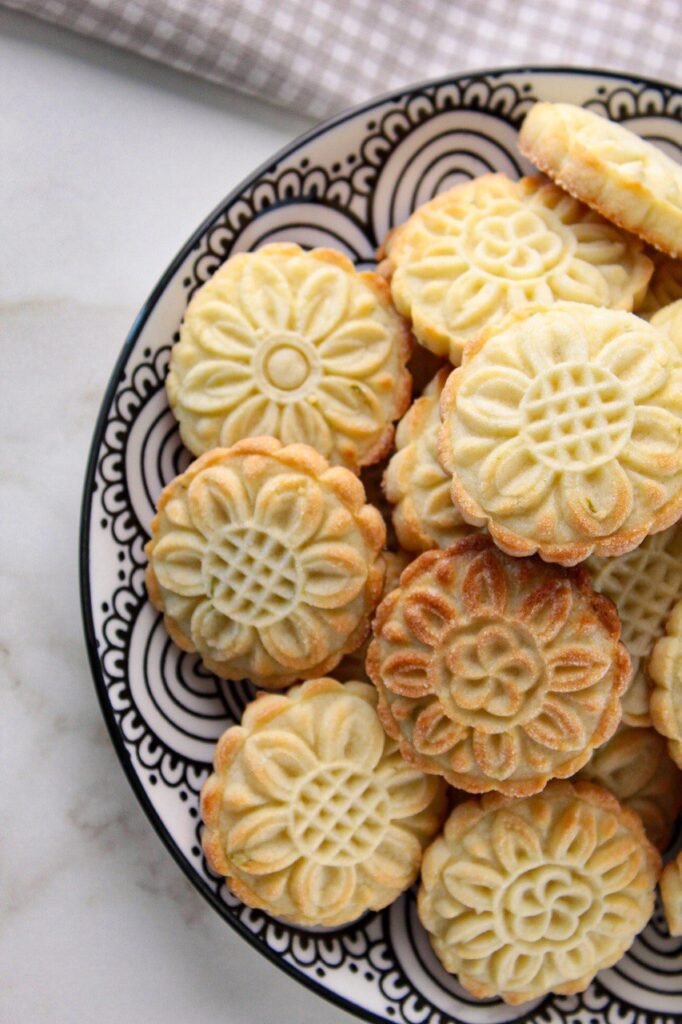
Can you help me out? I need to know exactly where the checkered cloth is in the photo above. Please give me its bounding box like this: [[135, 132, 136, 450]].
[[5, 0, 682, 118]]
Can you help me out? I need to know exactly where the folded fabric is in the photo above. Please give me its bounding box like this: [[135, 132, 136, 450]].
[[5, 0, 681, 119]]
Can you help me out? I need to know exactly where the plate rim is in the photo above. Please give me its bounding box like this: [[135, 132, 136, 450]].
[[79, 63, 682, 1024]]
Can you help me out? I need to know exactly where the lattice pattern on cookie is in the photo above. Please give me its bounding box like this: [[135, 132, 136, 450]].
[[521, 363, 631, 471], [290, 764, 389, 866], [206, 525, 300, 627]]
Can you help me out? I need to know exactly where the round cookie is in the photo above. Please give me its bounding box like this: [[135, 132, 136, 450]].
[[520, 101, 682, 258], [587, 519, 682, 725], [636, 250, 682, 318], [660, 852, 682, 937], [649, 599, 682, 770], [575, 724, 682, 851], [380, 173, 651, 364], [418, 780, 661, 1004], [384, 368, 474, 552], [367, 536, 630, 796], [145, 438, 385, 689], [201, 678, 446, 927], [439, 303, 682, 565], [167, 242, 412, 471]]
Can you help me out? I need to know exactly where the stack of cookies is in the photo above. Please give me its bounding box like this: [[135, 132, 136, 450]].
[[145, 102, 682, 1005]]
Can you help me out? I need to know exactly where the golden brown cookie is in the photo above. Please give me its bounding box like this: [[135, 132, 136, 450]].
[[587, 520, 682, 726], [367, 536, 630, 796], [439, 303, 682, 565], [660, 852, 682, 936], [384, 368, 474, 552], [418, 780, 660, 1004], [381, 174, 650, 364], [201, 678, 446, 926], [650, 599, 682, 770], [520, 102, 682, 258], [167, 242, 412, 471], [146, 438, 385, 688], [575, 724, 682, 851]]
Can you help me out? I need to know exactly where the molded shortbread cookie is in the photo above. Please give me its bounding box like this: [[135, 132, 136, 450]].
[[200, 678, 446, 927], [384, 369, 474, 552], [587, 520, 682, 725], [649, 600, 682, 770], [575, 725, 682, 851], [660, 853, 682, 936], [145, 438, 385, 689], [381, 174, 651, 364], [651, 299, 682, 354], [439, 304, 682, 565], [367, 536, 630, 796], [167, 243, 412, 472], [636, 250, 682, 317], [335, 550, 412, 684], [520, 102, 682, 258], [418, 780, 660, 1004]]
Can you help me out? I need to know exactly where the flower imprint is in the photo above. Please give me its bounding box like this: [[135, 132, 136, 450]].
[[439, 304, 682, 565], [382, 174, 651, 364], [167, 242, 412, 471], [637, 250, 682, 318], [384, 368, 474, 552], [367, 536, 630, 795], [145, 438, 386, 689], [418, 781, 660, 1004], [201, 678, 446, 927]]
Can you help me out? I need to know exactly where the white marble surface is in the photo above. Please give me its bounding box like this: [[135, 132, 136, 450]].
[[0, 10, 357, 1022]]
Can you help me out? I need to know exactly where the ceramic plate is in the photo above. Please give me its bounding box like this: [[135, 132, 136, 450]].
[[80, 67, 682, 1024]]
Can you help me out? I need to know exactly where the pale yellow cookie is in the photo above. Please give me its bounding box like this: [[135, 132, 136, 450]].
[[440, 304, 682, 565], [650, 599, 682, 770], [651, 298, 682, 354], [367, 536, 630, 796], [418, 780, 660, 1004], [381, 174, 651, 364], [167, 242, 412, 472], [520, 102, 682, 258], [201, 677, 446, 927], [636, 250, 682, 317], [335, 550, 412, 684], [384, 369, 474, 552], [575, 724, 682, 851], [145, 438, 385, 689], [660, 852, 682, 936], [587, 520, 682, 725]]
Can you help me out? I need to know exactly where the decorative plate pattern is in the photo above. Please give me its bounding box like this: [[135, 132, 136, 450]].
[[81, 68, 682, 1024]]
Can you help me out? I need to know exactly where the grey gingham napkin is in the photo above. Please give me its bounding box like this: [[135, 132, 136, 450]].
[[5, 0, 682, 119]]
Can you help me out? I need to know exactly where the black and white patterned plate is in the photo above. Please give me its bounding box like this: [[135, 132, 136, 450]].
[[80, 68, 682, 1024]]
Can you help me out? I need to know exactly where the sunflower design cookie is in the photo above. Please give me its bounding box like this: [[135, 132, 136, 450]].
[[520, 102, 682, 258], [660, 853, 682, 936], [167, 242, 412, 471], [418, 780, 660, 1004], [587, 520, 682, 725], [575, 725, 682, 851], [200, 678, 446, 927], [384, 368, 474, 552], [637, 250, 682, 317], [367, 536, 630, 796], [440, 304, 682, 565], [146, 438, 385, 688], [381, 174, 650, 364], [649, 599, 682, 770]]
